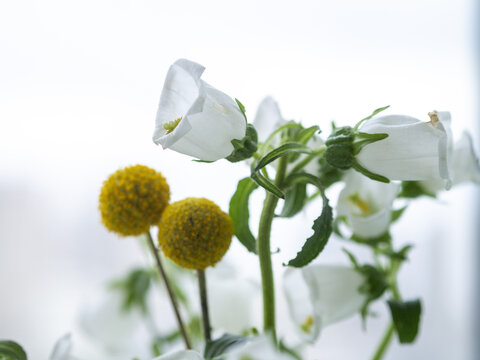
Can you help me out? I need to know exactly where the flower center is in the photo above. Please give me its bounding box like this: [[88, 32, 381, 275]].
[[300, 315, 314, 333], [348, 193, 372, 215], [163, 117, 182, 134]]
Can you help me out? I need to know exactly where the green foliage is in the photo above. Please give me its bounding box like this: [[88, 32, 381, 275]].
[[110, 268, 153, 314], [204, 334, 247, 360], [277, 182, 307, 218], [254, 143, 312, 172], [391, 206, 408, 223], [227, 124, 258, 163], [0, 341, 27, 360], [250, 171, 285, 199], [353, 105, 390, 130], [229, 177, 259, 253], [285, 173, 333, 267], [398, 181, 436, 198], [388, 299, 422, 344]]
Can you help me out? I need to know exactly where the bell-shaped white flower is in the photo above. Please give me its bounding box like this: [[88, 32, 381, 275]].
[[337, 171, 399, 239], [153, 59, 246, 161], [283, 265, 367, 342], [152, 349, 204, 360], [420, 131, 480, 193], [356, 112, 452, 186], [253, 96, 287, 143]]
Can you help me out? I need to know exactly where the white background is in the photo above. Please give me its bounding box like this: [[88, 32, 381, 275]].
[[0, 0, 478, 359]]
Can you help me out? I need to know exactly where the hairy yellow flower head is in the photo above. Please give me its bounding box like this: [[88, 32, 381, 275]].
[[99, 165, 170, 236], [158, 198, 233, 270]]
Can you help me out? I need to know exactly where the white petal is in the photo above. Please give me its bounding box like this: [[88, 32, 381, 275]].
[[356, 114, 451, 183], [49, 333, 72, 360], [253, 96, 287, 142], [153, 59, 204, 147], [168, 81, 246, 161], [224, 336, 295, 360], [152, 350, 204, 360], [284, 265, 366, 343]]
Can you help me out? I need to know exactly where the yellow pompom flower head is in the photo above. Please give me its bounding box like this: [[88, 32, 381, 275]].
[[99, 165, 170, 236], [158, 198, 234, 270]]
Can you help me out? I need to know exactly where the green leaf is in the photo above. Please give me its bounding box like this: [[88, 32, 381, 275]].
[[391, 206, 408, 223], [229, 177, 259, 253], [250, 171, 285, 199], [351, 232, 391, 247], [0, 341, 27, 360], [398, 181, 436, 198], [352, 159, 390, 183], [204, 334, 246, 359], [110, 268, 153, 314], [295, 125, 320, 145], [354, 105, 390, 130], [387, 299, 422, 344], [285, 173, 333, 267], [255, 142, 312, 172], [235, 98, 247, 121], [277, 182, 307, 218]]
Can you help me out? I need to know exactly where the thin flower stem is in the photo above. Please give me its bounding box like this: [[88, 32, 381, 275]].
[[371, 323, 395, 360], [257, 154, 288, 342], [197, 269, 212, 343], [145, 231, 192, 349], [287, 146, 326, 176]]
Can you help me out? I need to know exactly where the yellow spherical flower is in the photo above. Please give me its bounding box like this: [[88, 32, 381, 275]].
[[99, 165, 170, 236], [158, 198, 233, 270]]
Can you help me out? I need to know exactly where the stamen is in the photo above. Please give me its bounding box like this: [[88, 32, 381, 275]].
[[428, 111, 439, 125], [163, 117, 182, 134], [300, 315, 314, 333], [348, 193, 371, 215]]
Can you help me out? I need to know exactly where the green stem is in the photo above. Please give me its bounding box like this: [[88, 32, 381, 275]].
[[145, 231, 192, 349], [287, 146, 326, 175], [197, 269, 212, 343], [372, 323, 395, 360], [257, 155, 288, 342]]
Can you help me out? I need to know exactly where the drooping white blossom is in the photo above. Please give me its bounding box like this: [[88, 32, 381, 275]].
[[356, 112, 452, 187], [283, 265, 367, 342], [253, 96, 287, 143], [153, 59, 246, 161], [337, 171, 399, 239]]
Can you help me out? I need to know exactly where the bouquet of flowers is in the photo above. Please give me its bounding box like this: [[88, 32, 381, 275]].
[[2, 59, 479, 360]]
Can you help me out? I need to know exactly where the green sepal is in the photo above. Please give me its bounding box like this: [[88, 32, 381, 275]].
[[325, 126, 355, 146], [351, 232, 392, 247], [352, 132, 388, 155], [229, 177, 259, 253], [204, 333, 247, 360], [193, 159, 214, 163], [376, 244, 413, 261], [235, 98, 247, 121], [250, 171, 285, 199], [226, 124, 258, 163], [352, 159, 390, 183], [0, 340, 27, 360], [285, 173, 333, 267], [354, 105, 390, 130], [277, 182, 307, 218], [254, 142, 312, 171], [387, 299, 422, 344], [391, 206, 408, 223], [357, 264, 389, 321], [398, 181, 436, 198]]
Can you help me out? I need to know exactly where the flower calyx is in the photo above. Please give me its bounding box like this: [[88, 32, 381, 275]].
[[226, 123, 259, 162]]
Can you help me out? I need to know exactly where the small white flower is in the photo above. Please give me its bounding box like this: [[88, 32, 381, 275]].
[[337, 171, 399, 239], [283, 265, 367, 342], [152, 349, 204, 360], [153, 59, 246, 161], [356, 112, 452, 186], [420, 131, 480, 193], [253, 96, 287, 143]]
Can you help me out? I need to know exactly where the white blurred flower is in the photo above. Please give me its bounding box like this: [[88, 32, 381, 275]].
[[224, 336, 296, 360], [420, 131, 480, 193], [337, 171, 399, 239], [356, 112, 451, 186], [283, 265, 367, 342], [152, 349, 204, 360], [153, 59, 246, 161], [49, 334, 74, 360], [253, 96, 287, 143]]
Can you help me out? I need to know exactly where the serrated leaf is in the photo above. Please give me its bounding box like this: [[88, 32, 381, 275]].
[[255, 142, 312, 172], [229, 177, 259, 253], [284, 173, 333, 267], [0, 340, 27, 360], [204, 334, 246, 359], [250, 171, 285, 199], [277, 182, 307, 218], [388, 299, 422, 344]]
